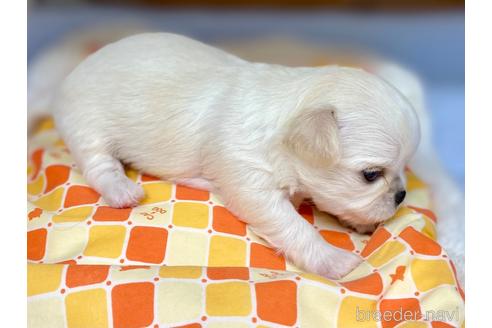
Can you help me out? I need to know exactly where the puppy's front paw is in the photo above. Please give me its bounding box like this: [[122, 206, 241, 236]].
[[302, 244, 363, 280], [322, 250, 363, 280], [102, 178, 145, 208]]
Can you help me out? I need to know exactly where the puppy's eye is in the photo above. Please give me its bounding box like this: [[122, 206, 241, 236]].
[[362, 169, 383, 183]]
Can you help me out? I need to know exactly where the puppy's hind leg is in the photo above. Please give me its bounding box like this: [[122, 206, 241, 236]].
[[78, 152, 144, 208]]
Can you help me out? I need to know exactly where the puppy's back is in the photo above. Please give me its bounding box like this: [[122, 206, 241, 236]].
[[52, 33, 246, 176], [80, 33, 245, 73]]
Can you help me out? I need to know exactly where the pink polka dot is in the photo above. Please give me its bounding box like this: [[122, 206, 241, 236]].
[[201, 316, 207, 321], [106, 281, 111, 286]]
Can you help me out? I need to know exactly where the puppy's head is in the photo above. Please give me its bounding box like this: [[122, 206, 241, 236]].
[[284, 67, 420, 228]]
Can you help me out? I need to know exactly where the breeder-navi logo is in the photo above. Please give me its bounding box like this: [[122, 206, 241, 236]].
[[356, 306, 460, 323]]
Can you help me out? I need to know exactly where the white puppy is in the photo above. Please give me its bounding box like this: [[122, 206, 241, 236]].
[[49, 33, 420, 279]]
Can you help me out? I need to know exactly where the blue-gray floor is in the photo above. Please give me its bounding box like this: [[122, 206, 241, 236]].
[[427, 84, 464, 189]]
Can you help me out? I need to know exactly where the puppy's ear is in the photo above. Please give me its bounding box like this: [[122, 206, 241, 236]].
[[283, 108, 340, 167]]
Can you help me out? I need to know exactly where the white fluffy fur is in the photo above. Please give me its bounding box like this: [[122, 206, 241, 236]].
[[28, 31, 462, 283]]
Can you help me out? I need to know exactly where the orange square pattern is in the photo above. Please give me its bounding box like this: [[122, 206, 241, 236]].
[[212, 206, 246, 236], [27, 228, 47, 261], [207, 267, 250, 280], [112, 282, 155, 328], [65, 264, 109, 288], [250, 242, 286, 270], [255, 280, 298, 326], [93, 206, 132, 222], [176, 184, 210, 201], [379, 298, 422, 328], [126, 227, 168, 264], [64, 185, 100, 208]]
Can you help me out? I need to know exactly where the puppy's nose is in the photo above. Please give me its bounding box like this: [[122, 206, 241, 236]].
[[394, 190, 406, 206]]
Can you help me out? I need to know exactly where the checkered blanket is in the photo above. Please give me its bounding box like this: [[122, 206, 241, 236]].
[[27, 120, 464, 328]]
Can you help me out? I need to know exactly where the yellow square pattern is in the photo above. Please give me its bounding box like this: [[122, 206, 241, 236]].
[[141, 182, 172, 204], [338, 296, 378, 328], [173, 202, 209, 228], [83, 225, 126, 259], [411, 259, 455, 292], [52, 206, 94, 223], [65, 288, 108, 328], [159, 266, 203, 279], [27, 263, 63, 296], [206, 282, 252, 316], [367, 240, 406, 267], [208, 235, 247, 267]]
